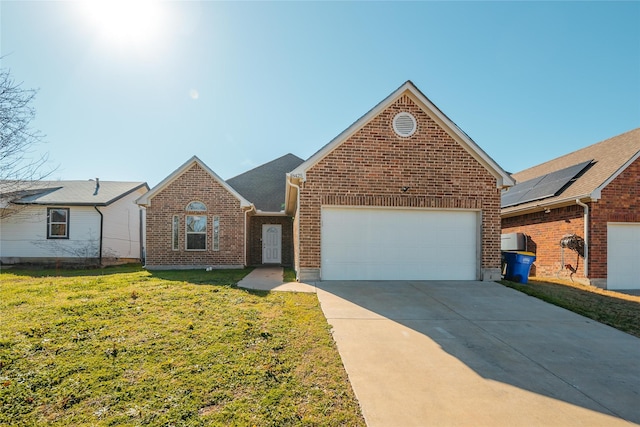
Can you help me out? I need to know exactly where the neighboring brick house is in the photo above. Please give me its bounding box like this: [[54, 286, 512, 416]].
[[285, 81, 514, 281], [501, 128, 640, 290], [136, 154, 303, 269]]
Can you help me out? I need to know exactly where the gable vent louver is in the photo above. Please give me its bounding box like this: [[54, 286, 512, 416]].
[[392, 112, 417, 137]]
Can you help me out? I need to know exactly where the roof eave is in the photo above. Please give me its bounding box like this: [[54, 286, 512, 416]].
[[289, 81, 514, 189], [135, 156, 253, 209], [284, 173, 302, 216], [406, 82, 514, 188], [254, 210, 289, 217], [501, 194, 592, 218], [590, 149, 640, 201], [103, 182, 150, 206], [12, 202, 109, 207]]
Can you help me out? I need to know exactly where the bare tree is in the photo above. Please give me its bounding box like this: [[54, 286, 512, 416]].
[[0, 66, 54, 217]]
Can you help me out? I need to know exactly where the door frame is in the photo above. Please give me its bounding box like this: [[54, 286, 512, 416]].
[[262, 224, 282, 264]]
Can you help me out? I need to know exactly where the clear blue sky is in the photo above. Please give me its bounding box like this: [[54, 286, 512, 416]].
[[2, 1, 639, 187]]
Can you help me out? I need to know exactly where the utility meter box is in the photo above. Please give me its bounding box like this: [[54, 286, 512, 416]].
[[501, 233, 526, 251]]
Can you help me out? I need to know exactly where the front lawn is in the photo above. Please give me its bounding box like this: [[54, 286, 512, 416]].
[[500, 278, 640, 338], [0, 266, 365, 426]]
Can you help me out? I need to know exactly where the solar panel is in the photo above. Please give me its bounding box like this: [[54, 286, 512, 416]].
[[500, 176, 544, 207], [501, 160, 593, 208]]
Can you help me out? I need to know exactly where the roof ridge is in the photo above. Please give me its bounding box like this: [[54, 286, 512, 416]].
[[513, 127, 640, 177], [227, 153, 304, 182]]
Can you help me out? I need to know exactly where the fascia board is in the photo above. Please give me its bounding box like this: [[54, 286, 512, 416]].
[[195, 159, 253, 208], [284, 174, 292, 214], [103, 183, 150, 206], [500, 194, 592, 218], [290, 82, 415, 179], [407, 86, 514, 188], [290, 81, 514, 189], [135, 156, 201, 206], [136, 156, 252, 208], [253, 211, 289, 217], [590, 149, 640, 201], [284, 173, 302, 216], [13, 202, 108, 207]]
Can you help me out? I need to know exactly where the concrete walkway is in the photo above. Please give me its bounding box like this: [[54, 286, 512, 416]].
[[315, 280, 640, 427], [237, 266, 316, 293]]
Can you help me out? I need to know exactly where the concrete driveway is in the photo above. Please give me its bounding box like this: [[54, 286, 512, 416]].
[[315, 280, 640, 427]]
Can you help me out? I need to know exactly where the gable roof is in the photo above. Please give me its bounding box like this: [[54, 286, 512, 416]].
[[288, 80, 514, 189], [501, 127, 640, 216], [0, 180, 148, 206], [136, 156, 252, 208], [227, 154, 304, 212]]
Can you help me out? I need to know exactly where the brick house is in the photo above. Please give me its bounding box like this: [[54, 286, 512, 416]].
[[227, 154, 304, 267], [501, 128, 640, 290], [136, 154, 303, 269], [136, 157, 251, 269], [285, 81, 514, 281], [138, 81, 513, 279]]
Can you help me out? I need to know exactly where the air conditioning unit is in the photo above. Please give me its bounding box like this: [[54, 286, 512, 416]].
[[501, 233, 526, 251]]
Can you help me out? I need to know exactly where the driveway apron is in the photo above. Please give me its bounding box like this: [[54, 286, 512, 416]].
[[315, 280, 640, 427]]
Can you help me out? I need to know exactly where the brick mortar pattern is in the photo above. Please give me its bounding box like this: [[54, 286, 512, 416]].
[[145, 163, 246, 267], [502, 206, 586, 280], [589, 157, 640, 278], [248, 216, 294, 267], [298, 94, 501, 273], [501, 157, 639, 281]]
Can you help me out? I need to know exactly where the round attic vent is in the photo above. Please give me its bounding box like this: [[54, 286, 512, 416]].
[[392, 112, 417, 137]]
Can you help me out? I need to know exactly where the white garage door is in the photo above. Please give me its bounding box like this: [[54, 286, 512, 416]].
[[321, 207, 479, 280], [607, 223, 640, 290]]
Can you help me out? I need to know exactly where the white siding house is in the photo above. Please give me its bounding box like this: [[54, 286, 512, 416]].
[[0, 180, 148, 266]]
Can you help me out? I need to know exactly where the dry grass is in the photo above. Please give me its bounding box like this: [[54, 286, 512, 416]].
[[500, 278, 640, 338]]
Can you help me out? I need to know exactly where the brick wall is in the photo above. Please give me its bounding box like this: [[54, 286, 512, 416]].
[[298, 94, 501, 278], [590, 157, 640, 279], [145, 163, 246, 268], [501, 206, 585, 280], [501, 157, 640, 284], [248, 216, 294, 267]]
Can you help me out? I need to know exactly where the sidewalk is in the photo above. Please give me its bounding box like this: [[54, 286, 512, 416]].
[[237, 266, 316, 293]]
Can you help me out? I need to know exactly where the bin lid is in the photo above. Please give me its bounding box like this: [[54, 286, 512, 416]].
[[515, 251, 535, 256]]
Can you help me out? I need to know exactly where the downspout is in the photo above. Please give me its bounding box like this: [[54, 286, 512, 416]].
[[139, 208, 144, 264], [244, 208, 250, 267], [94, 206, 104, 266], [575, 199, 589, 277], [287, 179, 302, 281]]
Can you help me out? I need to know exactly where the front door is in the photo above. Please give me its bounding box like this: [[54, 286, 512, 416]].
[[262, 224, 282, 264]]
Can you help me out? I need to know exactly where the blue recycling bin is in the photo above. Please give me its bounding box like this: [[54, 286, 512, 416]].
[[503, 251, 536, 284]]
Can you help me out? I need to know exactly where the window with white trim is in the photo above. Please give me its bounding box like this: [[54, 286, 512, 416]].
[[213, 216, 220, 251], [186, 201, 206, 211], [186, 215, 207, 250], [47, 208, 69, 239], [172, 215, 179, 250]]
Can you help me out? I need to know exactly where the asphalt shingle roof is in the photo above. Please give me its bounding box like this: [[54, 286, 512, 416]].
[[0, 180, 148, 206], [502, 128, 640, 213], [227, 154, 304, 212]]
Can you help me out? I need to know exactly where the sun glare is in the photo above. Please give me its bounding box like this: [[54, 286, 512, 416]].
[[79, 0, 164, 48]]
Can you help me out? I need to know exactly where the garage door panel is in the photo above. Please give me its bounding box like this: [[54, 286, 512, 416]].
[[608, 223, 640, 290], [321, 207, 478, 280]]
